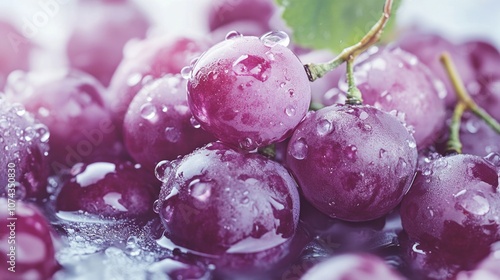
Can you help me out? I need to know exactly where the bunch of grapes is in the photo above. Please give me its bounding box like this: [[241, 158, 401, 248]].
[[1, 0, 500, 279]]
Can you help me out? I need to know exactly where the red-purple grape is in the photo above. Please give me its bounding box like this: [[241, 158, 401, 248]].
[[286, 104, 417, 221], [400, 154, 500, 269], [66, 0, 149, 86], [187, 33, 311, 150], [0, 100, 50, 199], [0, 198, 59, 280], [0, 21, 31, 90], [108, 36, 206, 132], [207, 0, 276, 32], [56, 160, 159, 219], [300, 253, 405, 280], [157, 142, 300, 266], [396, 32, 475, 107], [4, 70, 121, 173], [343, 46, 447, 149], [123, 75, 215, 171]]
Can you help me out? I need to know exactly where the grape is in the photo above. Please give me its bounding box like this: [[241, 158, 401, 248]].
[[187, 33, 311, 150], [0, 21, 31, 90], [108, 36, 206, 132], [157, 142, 300, 269], [341, 46, 447, 149], [123, 75, 215, 171], [147, 253, 211, 280], [0, 198, 59, 280], [0, 100, 50, 199], [207, 0, 276, 32], [4, 70, 121, 173], [456, 246, 500, 280], [56, 160, 159, 219], [286, 104, 417, 221], [400, 154, 500, 269], [396, 32, 475, 107], [461, 41, 500, 121], [300, 253, 405, 280], [66, 0, 149, 86]]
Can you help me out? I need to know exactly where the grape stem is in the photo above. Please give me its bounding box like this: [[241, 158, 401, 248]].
[[446, 102, 466, 154], [304, 0, 393, 82], [345, 57, 363, 105], [440, 53, 500, 135]]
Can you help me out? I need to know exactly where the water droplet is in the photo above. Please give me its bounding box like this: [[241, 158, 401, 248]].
[[379, 149, 386, 158], [279, 82, 286, 88], [239, 137, 257, 151], [484, 152, 500, 167], [125, 236, 141, 256], [465, 117, 480, 134], [372, 58, 387, 70], [225, 30, 242, 40], [155, 160, 174, 182], [362, 124, 372, 131], [24, 127, 36, 142], [456, 191, 490, 216], [140, 103, 157, 120], [344, 145, 357, 160], [265, 51, 275, 61], [127, 73, 142, 87], [153, 200, 161, 213], [12, 103, 26, 116], [180, 66, 193, 79], [232, 54, 270, 82], [189, 179, 213, 202], [412, 242, 426, 255], [358, 111, 369, 120], [38, 107, 50, 117], [71, 162, 85, 176], [407, 139, 416, 149], [164, 127, 181, 143], [395, 158, 408, 177], [190, 116, 201, 128], [260, 31, 290, 47], [240, 197, 250, 204], [161, 105, 169, 113], [290, 138, 308, 160], [285, 106, 296, 117], [34, 124, 50, 143], [316, 119, 333, 136], [288, 89, 295, 97]]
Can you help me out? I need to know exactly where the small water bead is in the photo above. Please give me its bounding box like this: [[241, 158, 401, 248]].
[[155, 160, 174, 182], [288, 89, 295, 97], [125, 236, 141, 257], [456, 190, 490, 216], [153, 200, 161, 213], [285, 106, 296, 117], [395, 158, 408, 177], [265, 51, 275, 61], [180, 66, 193, 79], [23, 126, 36, 142], [189, 179, 214, 202], [316, 119, 333, 136], [290, 138, 308, 160], [12, 103, 26, 116], [344, 145, 358, 160], [239, 137, 257, 151], [465, 117, 481, 134], [484, 152, 500, 167], [260, 31, 290, 47], [164, 127, 181, 143], [225, 30, 243, 40], [407, 139, 416, 149], [140, 103, 157, 120], [379, 148, 387, 159], [34, 123, 50, 143], [190, 116, 201, 128], [127, 73, 142, 87]]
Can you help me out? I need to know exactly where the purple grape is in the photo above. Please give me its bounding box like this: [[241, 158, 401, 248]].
[[456, 247, 500, 280], [400, 154, 500, 269], [187, 33, 311, 150], [286, 104, 417, 221], [0, 198, 59, 280], [0, 100, 50, 199], [462, 41, 500, 121], [343, 46, 447, 149], [108, 36, 206, 132], [207, 0, 276, 32], [210, 20, 270, 42], [147, 253, 211, 280], [66, 0, 149, 86], [0, 21, 31, 90], [397, 32, 475, 107], [4, 70, 121, 173], [300, 253, 405, 280], [56, 160, 159, 219], [123, 75, 215, 171], [156, 142, 300, 267]]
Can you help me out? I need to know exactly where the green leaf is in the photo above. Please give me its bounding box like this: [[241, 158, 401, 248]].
[[277, 0, 400, 53]]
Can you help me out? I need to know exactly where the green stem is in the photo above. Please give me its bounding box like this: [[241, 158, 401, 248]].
[[446, 102, 466, 154], [440, 52, 500, 134], [304, 0, 393, 81], [345, 57, 363, 105]]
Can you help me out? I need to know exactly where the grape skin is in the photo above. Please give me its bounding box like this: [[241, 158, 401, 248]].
[[187, 35, 311, 150], [286, 104, 418, 222]]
